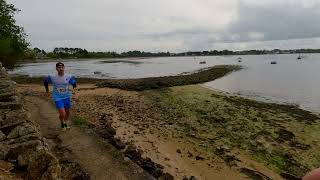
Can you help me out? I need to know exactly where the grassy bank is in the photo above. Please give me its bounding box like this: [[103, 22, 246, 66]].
[[96, 65, 240, 91], [143, 85, 320, 179]]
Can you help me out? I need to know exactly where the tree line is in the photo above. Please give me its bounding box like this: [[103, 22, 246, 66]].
[[0, 0, 28, 68], [26, 48, 320, 60]]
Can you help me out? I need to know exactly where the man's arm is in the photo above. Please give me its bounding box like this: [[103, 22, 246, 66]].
[[69, 76, 76, 89], [43, 76, 52, 92]]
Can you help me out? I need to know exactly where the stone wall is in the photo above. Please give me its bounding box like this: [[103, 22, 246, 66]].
[[0, 63, 61, 180]]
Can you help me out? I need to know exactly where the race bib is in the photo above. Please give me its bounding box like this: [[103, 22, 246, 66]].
[[57, 87, 67, 93]]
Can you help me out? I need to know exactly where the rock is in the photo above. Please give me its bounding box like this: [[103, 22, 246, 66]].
[[26, 150, 61, 180], [183, 176, 197, 180], [158, 173, 174, 180], [0, 171, 23, 180], [187, 151, 193, 157], [7, 123, 37, 139], [0, 101, 22, 110], [0, 160, 14, 171], [109, 137, 126, 150], [240, 168, 272, 180], [5, 140, 43, 161], [99, 129, 114, 139], [0, 131, 6, 141], [60, 159, 90, 180], [138, 157, 164, 178], [0, 109, 26, 129], [176, 149, 181, 154], [277, 128, 295, 141], [215, 146, 230, 155], [105, 126, 116, 135], [195, 155, 204, 161], [280, 172, 301, 180], [124, 145, 141, 160]]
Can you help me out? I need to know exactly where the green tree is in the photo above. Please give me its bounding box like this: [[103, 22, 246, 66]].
[[0, 0, 28, 68]]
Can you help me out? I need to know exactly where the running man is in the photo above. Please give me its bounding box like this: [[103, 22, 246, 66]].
[[44, 62, 77, 130]]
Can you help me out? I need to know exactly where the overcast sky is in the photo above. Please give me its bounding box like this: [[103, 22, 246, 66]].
[[8, 0, 320, 52]]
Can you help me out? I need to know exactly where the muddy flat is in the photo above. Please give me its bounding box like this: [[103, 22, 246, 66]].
[[17, 83, 320, 180]]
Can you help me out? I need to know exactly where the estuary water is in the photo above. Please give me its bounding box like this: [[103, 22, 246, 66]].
[[9, 54, 320, 112]]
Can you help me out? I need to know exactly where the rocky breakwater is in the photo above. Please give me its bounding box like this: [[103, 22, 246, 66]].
[[0, 63, 61, 180]]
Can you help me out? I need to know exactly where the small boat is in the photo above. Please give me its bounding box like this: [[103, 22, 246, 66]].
[[270, 61, 277, 64], [199, 61, 206, 64], [297, 55, 302, 60]]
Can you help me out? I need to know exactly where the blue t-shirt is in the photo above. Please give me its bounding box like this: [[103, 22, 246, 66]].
[[44, 74, 76, 101]]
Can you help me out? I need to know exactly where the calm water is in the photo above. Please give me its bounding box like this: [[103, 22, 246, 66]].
[[9, 54, 320, 112]]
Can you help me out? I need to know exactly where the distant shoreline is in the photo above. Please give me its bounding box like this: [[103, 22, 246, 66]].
[[20, 52, 314, 64]]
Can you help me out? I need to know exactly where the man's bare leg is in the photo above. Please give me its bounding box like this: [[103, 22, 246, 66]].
[[64, 108, 71, 129], [58, 108, 66, 128]]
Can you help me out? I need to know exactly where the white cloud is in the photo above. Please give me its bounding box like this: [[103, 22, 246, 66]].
[[7, 0, 320, 52]]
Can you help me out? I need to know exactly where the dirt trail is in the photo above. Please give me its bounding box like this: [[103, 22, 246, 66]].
[[22, 92, 154, 180]]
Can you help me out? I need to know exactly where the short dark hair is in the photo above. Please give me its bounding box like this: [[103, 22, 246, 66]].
[[56, 62, 64, 67]]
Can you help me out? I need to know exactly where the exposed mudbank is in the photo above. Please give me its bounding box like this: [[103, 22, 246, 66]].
[[97, 60, 144, 64], [11, 65, 240, 91], [96, 65, 240, 91]]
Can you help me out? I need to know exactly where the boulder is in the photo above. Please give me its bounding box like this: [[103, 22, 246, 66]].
[[159, 173, 174, 180], [7, 123, 38, 139], [25, 150, 61, 180], [0, 101, 22, 110], [0, 131, 5, 141], [0, 109, 27, 129]]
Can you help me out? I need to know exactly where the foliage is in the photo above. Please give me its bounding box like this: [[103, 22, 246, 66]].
[[0, 0, 28, 68], [72, 116, 88, 127]]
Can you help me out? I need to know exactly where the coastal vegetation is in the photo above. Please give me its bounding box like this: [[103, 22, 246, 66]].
[[0, 0, 29, 69], [143, 85, 320, 178]]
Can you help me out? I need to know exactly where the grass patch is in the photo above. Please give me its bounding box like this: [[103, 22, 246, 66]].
[[72, 116, 88, 127]]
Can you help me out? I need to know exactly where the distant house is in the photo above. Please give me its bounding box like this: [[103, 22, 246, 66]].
[[36, 52, 47, 59], [271, 49, 281, 54]]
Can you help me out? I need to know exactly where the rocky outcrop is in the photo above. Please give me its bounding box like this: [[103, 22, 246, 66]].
[[0, 63, 61, 179]]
